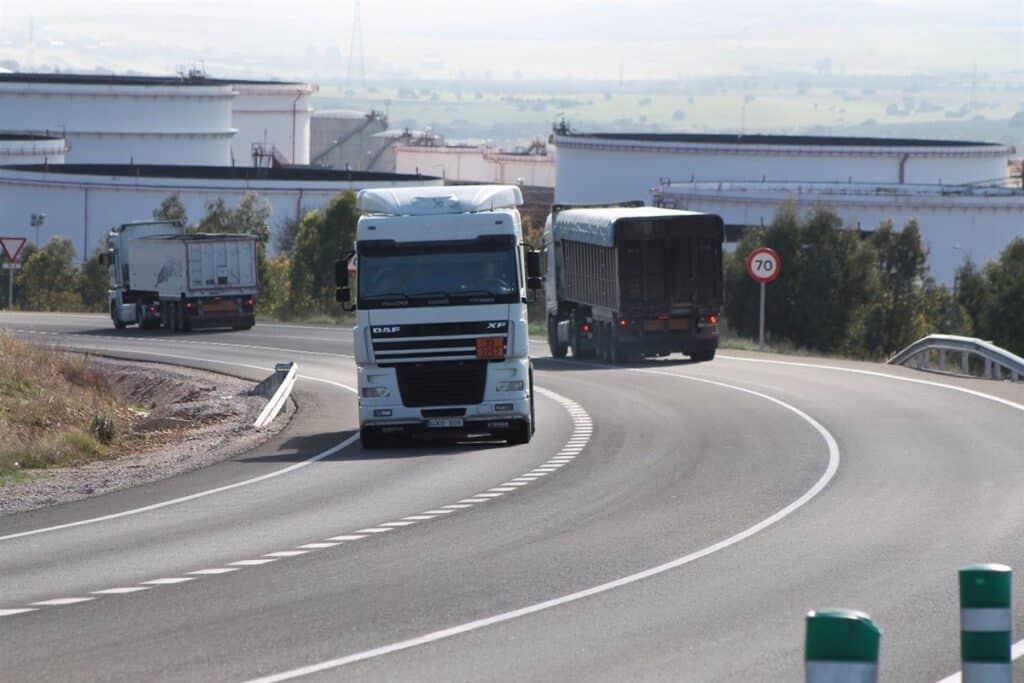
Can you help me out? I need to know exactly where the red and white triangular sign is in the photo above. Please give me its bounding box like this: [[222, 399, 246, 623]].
[[0, 237, 26, 262]]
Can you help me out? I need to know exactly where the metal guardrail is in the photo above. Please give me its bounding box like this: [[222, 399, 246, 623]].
[[887, 334, 1023, 381], [252, 362, 297, 428]]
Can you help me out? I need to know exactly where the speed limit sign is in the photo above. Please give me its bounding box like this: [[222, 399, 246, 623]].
[[746, 247, 781, 350], [746, 247, 781, 283]]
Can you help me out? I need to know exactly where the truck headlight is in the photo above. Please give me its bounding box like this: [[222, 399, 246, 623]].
[[495, 380, 524, 392], [361, 387, 390, 398]]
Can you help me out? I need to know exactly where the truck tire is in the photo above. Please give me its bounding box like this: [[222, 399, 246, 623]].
[[690, 350, 716, 362], [111, 302, 127, 330], [547, 315, 568, 358], [507, 418, 532, 445], [360, 427, 386, 450]]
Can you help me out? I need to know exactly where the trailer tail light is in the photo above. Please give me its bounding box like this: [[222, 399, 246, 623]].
[[246, 297, 254, 306], [700, 314, 720, 325], [186, 302, 194, 309], [147, 305, 156, 312], [657, 314, 669, 321], [619, 318, 628, 329], [582, 323, 591, 333]]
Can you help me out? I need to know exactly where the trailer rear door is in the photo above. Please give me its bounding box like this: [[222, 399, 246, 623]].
[[187, 239, 257, 290]]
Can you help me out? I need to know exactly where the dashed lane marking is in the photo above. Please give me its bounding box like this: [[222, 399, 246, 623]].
[[0, 387, 593, 621]]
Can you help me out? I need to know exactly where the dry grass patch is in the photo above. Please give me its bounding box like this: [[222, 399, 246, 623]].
[[0, 333, 140, 482]]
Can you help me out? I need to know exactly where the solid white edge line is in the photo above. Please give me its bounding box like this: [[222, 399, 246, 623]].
[[241, 372, 841, 683], [934, 627, 1024, 682]]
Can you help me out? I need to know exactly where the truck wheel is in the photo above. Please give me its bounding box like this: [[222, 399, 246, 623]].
[[111, 302, 127, 330], [690, 350, 716, 362], [360, 427, 386, 450], [507, 418, 532, 445], [547, 315, 567, 358]]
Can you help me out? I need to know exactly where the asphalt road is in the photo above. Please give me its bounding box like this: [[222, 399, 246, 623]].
[[1, 312, 1022, 682]]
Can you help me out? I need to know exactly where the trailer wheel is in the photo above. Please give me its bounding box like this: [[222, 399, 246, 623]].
[[690, 350, 716, 362], [111, 302, 127, 330], [547, 315, 567, 358]]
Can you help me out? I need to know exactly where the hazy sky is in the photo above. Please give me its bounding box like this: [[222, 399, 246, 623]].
[[0, 0, 1020, 81]]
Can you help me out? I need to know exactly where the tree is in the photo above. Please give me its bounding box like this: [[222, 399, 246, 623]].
[[288, 192, 359, 316], [196, 193, 271, 243], [78, 247, 110, 312], [984, 238, 1024, 355], [153, 193, 189, 224], [955, 258, 992, 339], [17, 238, 83, 311], [275, 216, 301, 255]]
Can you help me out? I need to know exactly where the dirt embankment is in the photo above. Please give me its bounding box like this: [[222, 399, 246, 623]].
[[0, 342, 291, 516]]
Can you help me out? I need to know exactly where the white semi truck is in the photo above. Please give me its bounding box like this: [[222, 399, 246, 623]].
[[103, 220, 259, 332], [334, 185, 543, 449]]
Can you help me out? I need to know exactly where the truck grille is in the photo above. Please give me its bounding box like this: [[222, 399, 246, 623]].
[[371, 320, 508, 364], [396, 361, 487, 407]]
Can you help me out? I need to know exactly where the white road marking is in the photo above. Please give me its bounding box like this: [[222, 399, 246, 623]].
[[91, 587, 152, 595], [143, 578, 197, 585], [298, 542, 340, 549], [188, 567, 242, 575], [241, 372, 841, 683], [355, 528, 394, 534], [0, 608, 38, 616], [231, 559, 278, 566], [458, 498, 489, 504], [422, 510, 456, 515], [474, 493, 504, 498], [488, 487, 518, 492], [264, 550, 310, 557], [325, 535, 368, 542], [380, 521, 417, 527], [402, 515, 437, 521], [29, 597, 95, 606], [442, 504, 474, 509]]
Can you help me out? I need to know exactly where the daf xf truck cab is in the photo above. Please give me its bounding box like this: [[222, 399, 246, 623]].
[[335, 185, 543, 449]]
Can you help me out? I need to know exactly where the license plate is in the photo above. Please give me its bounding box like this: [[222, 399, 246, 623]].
[[476, 337, 505, 359], [426, 418, 464, 429], [204, 301, 237, 313]]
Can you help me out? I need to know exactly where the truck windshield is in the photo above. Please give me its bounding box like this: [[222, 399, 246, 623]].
[[358, 240, 519, 308]]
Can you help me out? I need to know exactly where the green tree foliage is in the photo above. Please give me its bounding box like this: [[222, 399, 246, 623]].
[[725, 206, 979, 358], [957, 239, 1024, 356], [724, 205, 876, 352], [287, 192, 359, 316], [78, 248, 110, 312], [153, 193, 189, 224], [17, 238, 83, 311]]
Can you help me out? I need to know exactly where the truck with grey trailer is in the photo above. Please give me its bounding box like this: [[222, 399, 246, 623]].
[[103, 220, 258, 332], [543, 203, 723, 363]]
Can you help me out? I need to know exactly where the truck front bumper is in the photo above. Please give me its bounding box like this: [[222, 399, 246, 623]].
[[357, 360, 531, 436]]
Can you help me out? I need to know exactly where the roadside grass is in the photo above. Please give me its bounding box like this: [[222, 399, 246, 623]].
[[0, 333, 133, 481]]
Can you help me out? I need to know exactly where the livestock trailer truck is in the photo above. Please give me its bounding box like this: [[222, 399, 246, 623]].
[[103, 220, 259, 332], [544, 203, 724, 363]]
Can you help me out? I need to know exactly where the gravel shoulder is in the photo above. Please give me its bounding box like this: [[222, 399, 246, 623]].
[[0, 356, 292, 516]]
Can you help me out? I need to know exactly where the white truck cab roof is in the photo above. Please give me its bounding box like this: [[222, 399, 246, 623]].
[[357, 184, 523, 216]]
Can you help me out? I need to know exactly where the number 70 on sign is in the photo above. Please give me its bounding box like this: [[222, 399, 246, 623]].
[[746, 247, 781, 284]]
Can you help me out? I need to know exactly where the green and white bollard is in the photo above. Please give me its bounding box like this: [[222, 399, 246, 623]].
[[960, 563, 1012, 683], [805, 608, 881, 682]]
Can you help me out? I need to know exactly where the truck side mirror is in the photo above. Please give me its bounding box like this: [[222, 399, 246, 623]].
[[98, 252, 107, 266], [527, 276, 544, 291], [526, 249, 542, 278], [335, 285, 351, 303], [334, 250, 355, 287]]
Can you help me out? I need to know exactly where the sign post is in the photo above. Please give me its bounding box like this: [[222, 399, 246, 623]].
[[1, 236, 27, 310], [745, 247, 781, 351]]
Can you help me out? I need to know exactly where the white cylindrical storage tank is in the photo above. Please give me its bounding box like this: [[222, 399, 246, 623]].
[[554, 132, 1014, 206], [0, 73, 236, 165], [310, 109, 389, 169], [654, 180, 1024, 286], [0, 134, 67, 164], [231, 82, 318, 166], [0, 164, 441, 260]]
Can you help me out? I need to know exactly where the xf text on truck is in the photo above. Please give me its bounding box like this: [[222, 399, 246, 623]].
[[335, 185, 543, 449], [102, 220, 259, 332]]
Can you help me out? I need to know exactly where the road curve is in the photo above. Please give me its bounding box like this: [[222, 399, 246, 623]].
[[1, 312, 1022, 682]]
